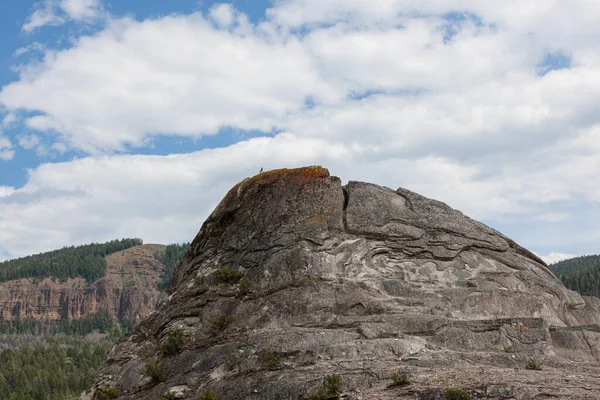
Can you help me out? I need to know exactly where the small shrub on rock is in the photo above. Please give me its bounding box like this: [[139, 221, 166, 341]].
[[445, 388, 471, 400], [208, 313, 237, 333], [388, 371, 410, 387], [364, 304, 385, 315], [213, 267, 244, 284], [159, 392, 177, 400], [143, 358, 166, 383], [195, 275, 209, 295], [92, 387, 121, 400], [259, 347, 281, 370], [525, 358, 543, 370], [198, 390, 223, 400], [239, 277, 252, 295], [309, 374, 342, 400], [503, 343, 516, 353], [162, 328, 185, 355], [224, 346, 237, 371]]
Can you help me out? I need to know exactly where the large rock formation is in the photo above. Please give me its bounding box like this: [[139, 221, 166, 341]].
[[0, 244, 164, 323], [90, 167, 600, 399]]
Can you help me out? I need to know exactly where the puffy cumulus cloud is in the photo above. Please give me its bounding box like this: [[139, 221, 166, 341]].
[[22, 0, 103, 32], [3, 0, 600, 257], [3, 14, 338, 153]]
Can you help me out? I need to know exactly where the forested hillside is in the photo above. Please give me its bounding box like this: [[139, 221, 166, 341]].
[[0, 239, 143, 283], [155, 243, 190, 291], [550, 254, 600, 297]]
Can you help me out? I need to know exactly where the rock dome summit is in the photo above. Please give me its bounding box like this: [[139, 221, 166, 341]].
[[88, 166, 600, 399]]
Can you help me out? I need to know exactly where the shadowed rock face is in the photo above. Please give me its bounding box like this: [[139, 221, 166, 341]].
[[89, 167, 600, 400]]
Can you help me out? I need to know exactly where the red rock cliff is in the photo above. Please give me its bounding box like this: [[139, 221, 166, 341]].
[[0, 244, 165, 323]]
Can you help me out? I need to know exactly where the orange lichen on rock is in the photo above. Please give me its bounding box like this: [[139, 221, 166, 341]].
[[248, 166, 330, 186], [306, 214, 325, 224], [225, 166, 330, 199]]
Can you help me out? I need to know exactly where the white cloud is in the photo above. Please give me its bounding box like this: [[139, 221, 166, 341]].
[[2, 114, 16, 128], [14, 42, 46, 57], [0, 135, 15, 161], [17, 134, 50, 156], [22, 0, 65, 33], [60, 0, 102, 20], [17, 135, 42, 150], [210, 4, 236, 28], [22, 0, 103, 32], [539, 252, 578, 265], [3, 14, 339, 153], [0, 187, 14, 198], [535, 212, 570, 222]]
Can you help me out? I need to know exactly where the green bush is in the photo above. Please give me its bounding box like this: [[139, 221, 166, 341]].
[[239, 278, 252, 295], [213, 267, 244, 284], [525, 358, 543, 370], [162, 328, 185, 355], [389, 371, 410, 387], [198, 390, 223, 400], [503, 343, 516, 353], [143, 358, 166, 383], [194, 275, 210, 295], [224, 346, 237, 371], [259, 347, 281, 370], [309, 374, 342, 400], [208, 314, 237, 333], [445, 388, 471, 400], [92, 387, 121, 400], [364, 304, 385, 315]]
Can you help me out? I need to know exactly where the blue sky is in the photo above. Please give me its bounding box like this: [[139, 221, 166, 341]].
[[1, 0, 599, 263]]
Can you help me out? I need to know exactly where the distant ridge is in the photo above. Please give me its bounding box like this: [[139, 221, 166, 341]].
[[0, 238, 143, 283]]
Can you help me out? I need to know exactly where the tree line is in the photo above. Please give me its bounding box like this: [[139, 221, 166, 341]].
[[0, 239, 143, 284], [550, 254, 600, 297], [0, 310, 133, 337]]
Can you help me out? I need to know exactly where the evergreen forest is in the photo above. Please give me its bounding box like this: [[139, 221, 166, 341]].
[[550, 254, 600, 296], [0, 238, 143, 284], [0, 335, 113, 400]]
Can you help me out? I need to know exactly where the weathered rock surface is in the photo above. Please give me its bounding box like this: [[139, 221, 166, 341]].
[[0, 244, 164, 323], [89, 167, 600, 399]]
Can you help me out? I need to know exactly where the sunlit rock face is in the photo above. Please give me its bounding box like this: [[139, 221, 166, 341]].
[[89, 167, 600, 400]]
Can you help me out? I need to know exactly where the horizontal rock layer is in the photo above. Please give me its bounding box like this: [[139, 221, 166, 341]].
[[90, 167, 600, 399]]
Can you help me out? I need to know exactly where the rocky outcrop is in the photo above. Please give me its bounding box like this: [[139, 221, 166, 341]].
[[90, 167, 600, 399], [0, 244, 165, 323]]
